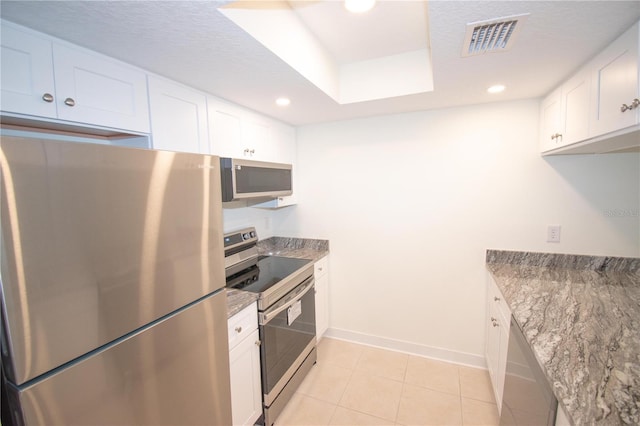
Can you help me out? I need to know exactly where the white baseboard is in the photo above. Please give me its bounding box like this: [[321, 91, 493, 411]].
[[324, 327, 487, 370]]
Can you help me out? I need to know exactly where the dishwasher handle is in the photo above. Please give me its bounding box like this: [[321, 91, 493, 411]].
[[260, 276, 314, 325]]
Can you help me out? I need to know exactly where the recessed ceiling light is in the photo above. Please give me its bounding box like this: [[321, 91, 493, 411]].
[[275, 97, 291, 107], [344, 0, 376, 13], [487, 85, 506, 94]]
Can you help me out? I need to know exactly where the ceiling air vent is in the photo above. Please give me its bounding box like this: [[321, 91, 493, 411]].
[[461, 13, 529, 57]]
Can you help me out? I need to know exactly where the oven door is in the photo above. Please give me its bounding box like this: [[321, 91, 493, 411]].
[[259, 276, 316, 405]]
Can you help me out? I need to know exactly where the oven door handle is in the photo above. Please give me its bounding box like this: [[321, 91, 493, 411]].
[[260, 276, 315, 325]]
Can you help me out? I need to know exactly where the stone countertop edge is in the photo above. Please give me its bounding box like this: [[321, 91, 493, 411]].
[[257, 236, 330, 261], [226, 237, 330, 318], [485, 249, 640, 426], [226, 289, 259, 319]]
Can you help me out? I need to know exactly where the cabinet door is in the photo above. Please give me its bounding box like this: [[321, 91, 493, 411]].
[[539, 88, 562, 152], [148, 76, 208, 153], [207, 96, 244, 158], [496, 317, 510, 410], [229, 329, 262, 426], [485, 299, 501, 401], [589, 21, 639, 137], [561, 70, 590, 146], [315, 274, 329, 340], [314, 256, 329, 340], [241, 116, 272, 161], [52, 44, 150, 133], [0, 24, 57, 118]]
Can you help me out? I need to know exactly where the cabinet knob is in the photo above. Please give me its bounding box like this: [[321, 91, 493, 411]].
[[42, 93, 54, 103], [64, 98, 76, 107], [255, 340, 261, 347], [491, 317, 498, 322], [235, 326, 242, 333], [550, 133, 562, 141], [493, 322, 500, 327], [494, 296, 500, 302], [620, 99, 640, 112]]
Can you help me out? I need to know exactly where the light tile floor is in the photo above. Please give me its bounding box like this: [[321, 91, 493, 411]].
[[275, 338, 500, 426]]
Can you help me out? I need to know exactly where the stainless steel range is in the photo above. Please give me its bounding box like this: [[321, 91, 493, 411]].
[[224, 227, 317, 426]]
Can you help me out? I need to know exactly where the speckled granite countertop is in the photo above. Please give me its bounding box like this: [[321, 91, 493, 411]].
[[257, 236, 329, 261], [226, 237, 329, 318], [486, 250, 639, 426]]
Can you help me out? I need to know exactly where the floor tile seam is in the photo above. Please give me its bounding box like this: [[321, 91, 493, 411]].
[[336, 369, 401, 424], [402, 380, 462, 398], [332, 364, 357, 407], [334, 398, 398, 424], [352, 368, 407, 384], [457, 366, 465, 426], [459, 394, 497, 405], [296, 392, 339, 419]]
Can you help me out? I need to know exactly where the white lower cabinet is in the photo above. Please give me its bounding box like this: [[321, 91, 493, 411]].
[[228, 302, 262, 426], [314, 256, 329, 340], [485, 271, 511, 414]]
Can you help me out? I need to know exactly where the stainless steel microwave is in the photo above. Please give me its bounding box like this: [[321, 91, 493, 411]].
[[220, 157, 293, 202]]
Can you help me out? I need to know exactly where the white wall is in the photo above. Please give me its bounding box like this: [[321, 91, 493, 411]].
[[272, 99, 640, 365], [221, 201, 279, 237]]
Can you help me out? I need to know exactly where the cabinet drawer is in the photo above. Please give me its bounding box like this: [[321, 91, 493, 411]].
[[228, 301, 258, 350], [314, 256, 329, 279], [487, 273, 511, 322]]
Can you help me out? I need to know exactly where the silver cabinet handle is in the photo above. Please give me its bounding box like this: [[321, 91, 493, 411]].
[[493, 322, 500, 327], [235, 326, 242, 333], [42, 93, 54, 103], [494, 296, 500, 302], [64, 98, 76, 107], [550, 133, 562, 141], [491, 317, 498, 322], [621, 98, 640, 112]]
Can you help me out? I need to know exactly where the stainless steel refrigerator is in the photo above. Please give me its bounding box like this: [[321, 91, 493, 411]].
[[0, 136, 232, 425]]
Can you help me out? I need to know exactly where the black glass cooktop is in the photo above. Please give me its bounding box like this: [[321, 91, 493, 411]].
[[226, 255, 312, 294]]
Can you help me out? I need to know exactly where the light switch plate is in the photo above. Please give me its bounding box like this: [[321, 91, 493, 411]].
[[547, 225, 561, 243]]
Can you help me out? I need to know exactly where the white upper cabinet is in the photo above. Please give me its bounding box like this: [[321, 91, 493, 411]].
[[561, 69, 591, 145], [207, 96, 244, 158], [207, 95, 295, 164], [148, 76, 208, 153], [1, 24, 57, 119], [541, 20, 639, 155], [589, 21, 639, 137], [540, 70, 591, 152], [539, 88, 562, 152], [0, 21, 150, 134]]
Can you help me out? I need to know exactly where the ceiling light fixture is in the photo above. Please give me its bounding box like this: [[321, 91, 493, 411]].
[[275, 97, 291, 107], [487, 85, 506, 94], [344, 0, 376, 13]]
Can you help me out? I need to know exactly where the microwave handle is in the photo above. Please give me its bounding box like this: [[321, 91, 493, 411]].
[[260, 277, 315, 325]]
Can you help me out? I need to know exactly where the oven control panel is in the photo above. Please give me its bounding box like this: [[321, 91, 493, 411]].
[[224, 227, 258, 250]]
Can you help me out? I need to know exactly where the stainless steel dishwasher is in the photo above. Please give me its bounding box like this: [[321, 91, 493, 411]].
[[500, 316, 558, 425]]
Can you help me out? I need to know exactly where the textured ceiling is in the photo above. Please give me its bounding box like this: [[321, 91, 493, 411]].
[[1, 1, 639, 126]]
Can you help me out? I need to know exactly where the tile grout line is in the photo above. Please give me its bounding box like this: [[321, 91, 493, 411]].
[[458, 365, 465, 425]]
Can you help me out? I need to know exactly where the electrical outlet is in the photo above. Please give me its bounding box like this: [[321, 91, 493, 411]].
[[547, 225, 561, 243]]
